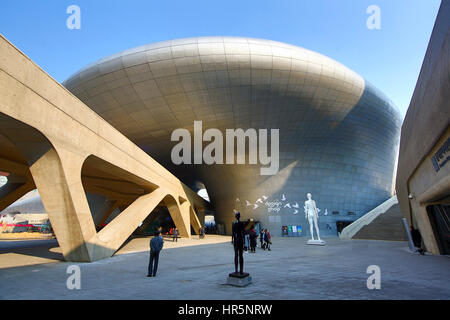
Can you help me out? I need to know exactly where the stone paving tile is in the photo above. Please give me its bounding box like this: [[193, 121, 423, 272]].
[[0, 237, 449, 300]]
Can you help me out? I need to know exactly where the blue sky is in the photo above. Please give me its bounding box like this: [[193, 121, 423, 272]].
[[0, 0, 441, 117]]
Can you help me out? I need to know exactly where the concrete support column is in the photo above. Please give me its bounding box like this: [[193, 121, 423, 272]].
[[167, 198, 191, 238], [189, 205, 202, 235], [29, 148, 94, 261], [195, 207, 206, 228], [0, 177, 34, 211], [97, 188, 167, 249]]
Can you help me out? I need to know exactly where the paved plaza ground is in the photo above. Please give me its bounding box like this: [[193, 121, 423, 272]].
[[0, 236, 449, 300]]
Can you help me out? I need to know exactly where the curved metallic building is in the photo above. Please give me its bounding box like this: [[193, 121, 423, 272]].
[[63, 37, 401, 236]]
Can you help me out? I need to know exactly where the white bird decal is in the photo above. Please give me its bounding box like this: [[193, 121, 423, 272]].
[[281, 194, 286, 201], [293, 209, 298, 215], [246, 200, 252, 207], [262, 195, 268, 200], [293, 202, 299, 208], [324, 209, 328, 216], [253, 204, 259, 210], [256, 198, 263, 204], [284, 203, 291, 208]]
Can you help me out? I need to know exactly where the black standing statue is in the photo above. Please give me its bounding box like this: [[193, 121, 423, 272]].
[[231, 211, 245, 274]]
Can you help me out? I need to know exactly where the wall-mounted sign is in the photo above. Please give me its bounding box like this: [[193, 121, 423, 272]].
[[431, 137, 449, 172], [283, 225, 302, 237]]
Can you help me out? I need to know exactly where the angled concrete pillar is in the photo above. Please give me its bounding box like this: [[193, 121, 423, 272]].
[[29, 147, 199, 261], [0, 178, 34, 212], [166, 196, 191, 238], [97, 188, 167, 251], [189, 205, 202, 234], [29, 148, 94, 261], [0, 34, 208, 262], [0, 159, 35, 211]]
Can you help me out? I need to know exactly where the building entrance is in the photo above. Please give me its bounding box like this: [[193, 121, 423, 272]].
[[427, 204, 450, 255]]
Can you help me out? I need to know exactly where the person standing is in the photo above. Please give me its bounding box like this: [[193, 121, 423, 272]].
[[244, 229, 250, 254], [173, 228, 179, 242], [410, 226, 425, 255], [199, 227, 204, 239], [264, 229, 272, 251], [249, 227, 257, 253], [147, 230, 164, 277], [259, 228, 265, 250]]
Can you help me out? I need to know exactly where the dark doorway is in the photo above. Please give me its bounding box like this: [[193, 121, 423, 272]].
[[336, 220, 353, 235], [427, 204, 450, 255]]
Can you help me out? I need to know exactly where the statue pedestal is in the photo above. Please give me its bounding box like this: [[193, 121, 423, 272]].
[[307, 239, 326, 246], [226, 272, 252, 287]]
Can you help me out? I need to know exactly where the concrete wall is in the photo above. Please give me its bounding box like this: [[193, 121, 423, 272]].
[[396, 1, 450, 254]]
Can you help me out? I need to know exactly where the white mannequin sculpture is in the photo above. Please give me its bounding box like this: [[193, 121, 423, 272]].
[[304, 193, 325, 245]]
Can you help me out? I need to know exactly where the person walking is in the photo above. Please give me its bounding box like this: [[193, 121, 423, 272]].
[[147, 230, 164, 277], [264, 229, 272, 251]]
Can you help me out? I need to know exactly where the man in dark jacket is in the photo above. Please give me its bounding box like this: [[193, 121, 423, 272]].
[[147, 231, 164, 277], [264, 229, 272, 251], [260, 229, 265, 249], [249, 228, 257, 253]]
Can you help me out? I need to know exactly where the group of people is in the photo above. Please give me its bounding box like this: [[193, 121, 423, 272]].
[[148, 208, 428, 278], [243, 227, 258, 253], [258, 228, 272, 251], [148, 215, 273, 277], [232, 212, 272, 275], [242, 227, 272, 253]]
